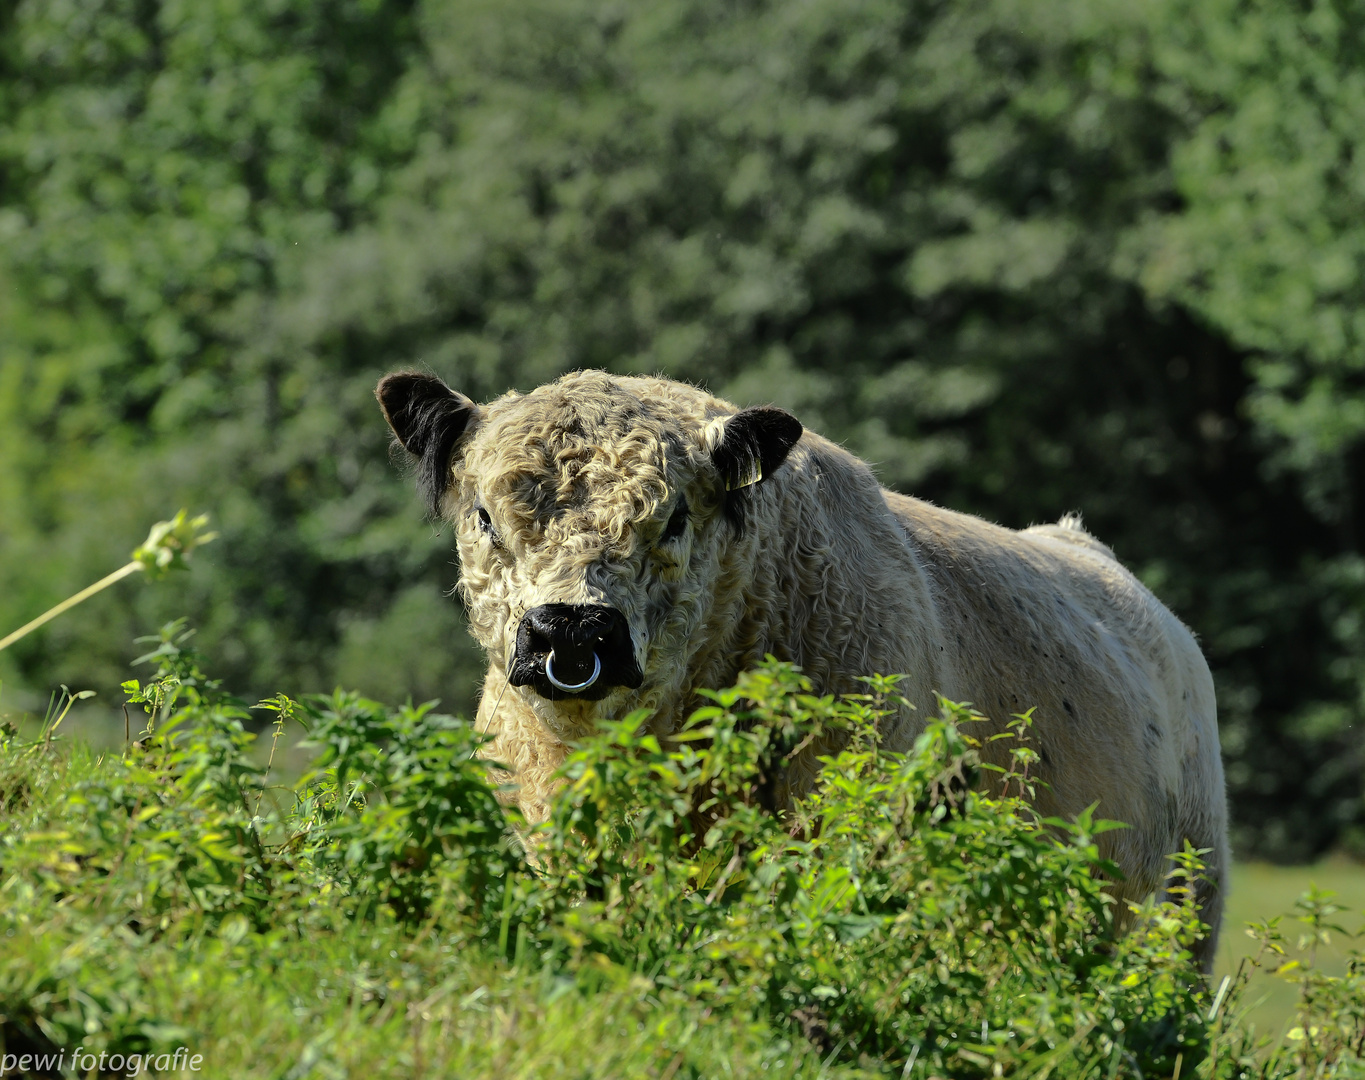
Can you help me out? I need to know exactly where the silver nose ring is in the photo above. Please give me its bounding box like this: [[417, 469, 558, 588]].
[[544, 650, 601, 693]]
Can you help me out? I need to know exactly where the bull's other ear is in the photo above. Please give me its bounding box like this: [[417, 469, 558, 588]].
[[376, 371, 479, 516], [712, 406, 803, 493]]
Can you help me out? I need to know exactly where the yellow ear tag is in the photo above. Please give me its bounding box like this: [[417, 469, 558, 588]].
[[726, 461, 763, 491]]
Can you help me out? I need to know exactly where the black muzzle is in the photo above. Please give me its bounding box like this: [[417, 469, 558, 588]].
[[508, 603, 644, 701]]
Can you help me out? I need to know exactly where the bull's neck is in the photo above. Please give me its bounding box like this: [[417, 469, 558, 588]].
[[696, 440, 911, 700]]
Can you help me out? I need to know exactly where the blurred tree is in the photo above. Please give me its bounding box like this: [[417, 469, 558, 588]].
[[1134, 0, 1365, 856], [0, 0, 1361, 857], [0, 0, 485, 709]]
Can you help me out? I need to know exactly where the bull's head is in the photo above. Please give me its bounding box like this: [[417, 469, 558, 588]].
[[376, 370, 801, 735]]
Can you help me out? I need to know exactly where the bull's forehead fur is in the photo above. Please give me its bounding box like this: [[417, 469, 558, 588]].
[[458, 371, 728, 551]]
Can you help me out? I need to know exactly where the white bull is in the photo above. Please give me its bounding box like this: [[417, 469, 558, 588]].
[[377, 368, 1228, 967]]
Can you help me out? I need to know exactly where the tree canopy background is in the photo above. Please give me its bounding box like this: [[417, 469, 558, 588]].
[[0, 0, 1361, 861]]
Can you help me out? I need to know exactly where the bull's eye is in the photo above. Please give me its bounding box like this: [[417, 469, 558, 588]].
[[475, 506, 500, 545], [660, 496, 689, 543]]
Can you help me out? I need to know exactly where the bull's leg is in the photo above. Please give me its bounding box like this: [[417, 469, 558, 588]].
[[1157, 851, 1226, 975], [1187, 861, 1227, 974], [1163, 790, 1229, 975]]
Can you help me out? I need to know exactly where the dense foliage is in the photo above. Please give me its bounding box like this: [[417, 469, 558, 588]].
[[2, 0, 1365, 860], [9, 635, 1350, 1078]]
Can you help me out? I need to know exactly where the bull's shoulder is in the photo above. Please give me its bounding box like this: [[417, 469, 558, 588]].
[[1020, 512, 1117, 562], [878, 491, 1185, 666], [881, 494, 1121, 579], [879, 490, 1031, 565], [881, 488, 1206, 698]]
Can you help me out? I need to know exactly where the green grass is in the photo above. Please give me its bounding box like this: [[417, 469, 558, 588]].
[[1215, 859, 1365, 1040], [5, 907, 837, 1079]]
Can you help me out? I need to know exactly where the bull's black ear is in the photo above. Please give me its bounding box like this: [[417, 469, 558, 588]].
[[713, 407, 803, 491], [712, 407, 802, 530], [376, 371, 479, 516]]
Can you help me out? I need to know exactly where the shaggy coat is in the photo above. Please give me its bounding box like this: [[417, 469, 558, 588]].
[[377, 369, 1229, 967]]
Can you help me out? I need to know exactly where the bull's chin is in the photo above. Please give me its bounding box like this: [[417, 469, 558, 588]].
[[518, 683, 640, 740]]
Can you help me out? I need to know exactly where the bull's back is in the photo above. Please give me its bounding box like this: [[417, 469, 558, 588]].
[[881, 491, 1223, 904]]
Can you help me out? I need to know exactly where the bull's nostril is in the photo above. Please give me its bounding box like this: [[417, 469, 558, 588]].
[[545, 650, 601, 692]]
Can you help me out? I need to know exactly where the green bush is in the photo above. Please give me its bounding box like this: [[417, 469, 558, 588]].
[[525, 665, 1211, 1076], [1, 630, 1363, 1076]]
